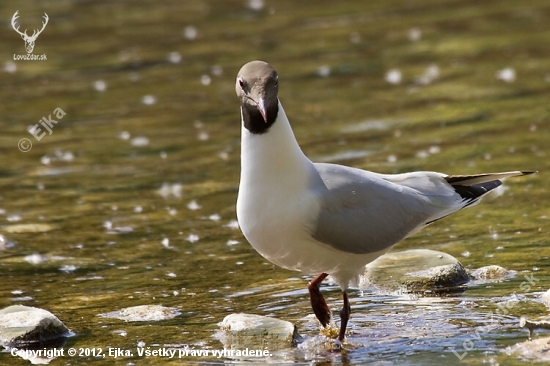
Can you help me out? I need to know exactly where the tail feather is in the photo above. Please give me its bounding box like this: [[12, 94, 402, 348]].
[[425, 170, 535, 225], [445, 170, 536, 203], [452, 180, 502, 203], [445, 171, 536, 186]]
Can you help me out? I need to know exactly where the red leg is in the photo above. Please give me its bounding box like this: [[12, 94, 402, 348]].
[[338, 291, 351, 341], [308, 273, 331, 327]]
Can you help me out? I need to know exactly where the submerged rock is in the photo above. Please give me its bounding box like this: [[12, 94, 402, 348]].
[[98, 305, 180, 322], [3, 224, 57, 233], [217, 313, 300, 347], [362, 249, 469, 294], [0, 305, 71, 347], [470, 265, 516, 281], [506, 336, 550, 363]]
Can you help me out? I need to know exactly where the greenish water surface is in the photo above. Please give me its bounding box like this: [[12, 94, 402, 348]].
[[0, 0, 548, 365]]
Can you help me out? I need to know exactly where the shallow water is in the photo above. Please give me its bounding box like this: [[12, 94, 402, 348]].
[[0, 0, 549, 365]]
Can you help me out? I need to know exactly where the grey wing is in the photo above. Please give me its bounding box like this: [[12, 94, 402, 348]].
[[310, 163, 463, 254]]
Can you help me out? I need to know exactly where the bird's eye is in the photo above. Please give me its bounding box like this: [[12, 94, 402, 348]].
[[238, 78, 245, 89]]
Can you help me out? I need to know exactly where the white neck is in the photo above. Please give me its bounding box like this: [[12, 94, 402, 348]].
[[240, 101, 312, 184]]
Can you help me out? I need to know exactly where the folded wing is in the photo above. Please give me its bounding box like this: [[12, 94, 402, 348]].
[[311, 164, 534, 255]]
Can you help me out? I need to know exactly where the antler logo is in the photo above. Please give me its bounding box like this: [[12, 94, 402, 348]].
[[11, 10, 49, 54]]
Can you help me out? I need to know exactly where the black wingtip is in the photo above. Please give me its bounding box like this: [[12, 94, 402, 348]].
[[452, 180, 502, 203]]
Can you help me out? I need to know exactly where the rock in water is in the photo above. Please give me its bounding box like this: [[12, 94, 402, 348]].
[[98, 305, 181, 322], [362, 249, 470, 294], [0, 305, 71, 347], [218, 313, 301, 347], [506, 336, 550, 363], [470, 265, 516, 280], [4, 224, 57, 233]]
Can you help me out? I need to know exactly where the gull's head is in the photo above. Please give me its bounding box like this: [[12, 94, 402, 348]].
[[236, 61, 279, 132]]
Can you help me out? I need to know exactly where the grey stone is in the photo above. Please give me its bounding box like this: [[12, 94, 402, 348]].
[[98, 305, 181, 322], [4, 224, 57, 233], [506, 336, 550, 363], [362, 249, 470, 294], [0, 305, 70, 347], [217, 313, 301, 347], [470, 265, 516, 280]]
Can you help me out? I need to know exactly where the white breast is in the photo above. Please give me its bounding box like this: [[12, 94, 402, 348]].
[[237, 102, 387, 289], [237, 102, 318, 263]]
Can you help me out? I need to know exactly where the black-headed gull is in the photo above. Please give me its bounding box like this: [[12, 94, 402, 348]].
[[235, 60, 534, 342]]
